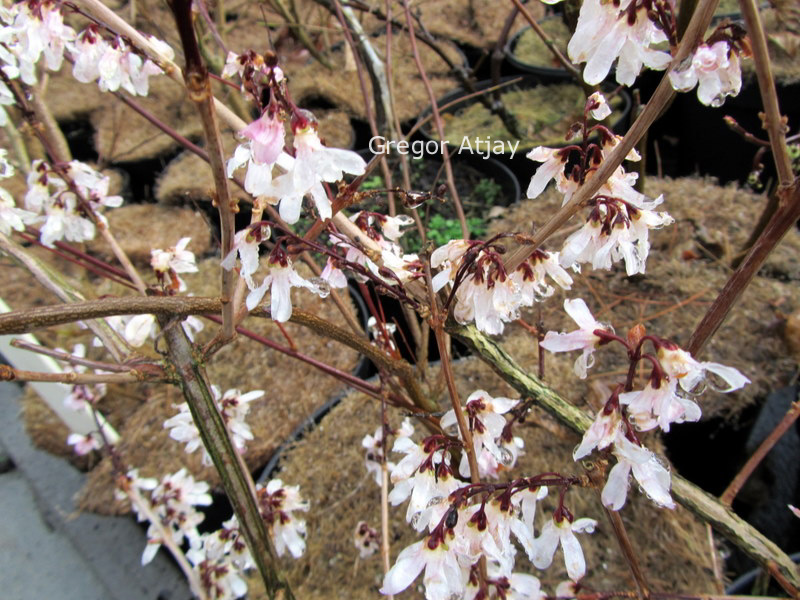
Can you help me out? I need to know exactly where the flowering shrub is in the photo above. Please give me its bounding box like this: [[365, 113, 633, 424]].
[[0, 1, 797, 600]]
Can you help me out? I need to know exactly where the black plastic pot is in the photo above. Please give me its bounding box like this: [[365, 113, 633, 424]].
[[417, 75, 632, 177], [355, 148, 521, 248], [505, 19, 572, 82]]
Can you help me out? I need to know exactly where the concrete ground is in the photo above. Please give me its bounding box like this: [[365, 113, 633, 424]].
[[0, 381, 191, 600]]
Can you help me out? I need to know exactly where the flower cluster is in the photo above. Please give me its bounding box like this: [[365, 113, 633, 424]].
[[440, 390, 524, 480], [187, 518, 253, 600], [378, 402, 598, 600], [121, 468, 213, 566], [164, 386, 263, 465], [527, 95, 674, 277], [71, 26, 170, 96], [24, 159, 123, 247], [669, 40, 743, 107], [543, 298, 749, 510], [255, 479, 310, 558], [227, 109, 365, 224], [0, 1, 169, 96], [431, 239, 572, 335]]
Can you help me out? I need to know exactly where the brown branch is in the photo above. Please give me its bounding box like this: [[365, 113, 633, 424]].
[[502, 0, 720, 274], [720, 398, 800, 507], [168, 0, 237, 341], [687, 179, 800, 354], [738, 0, 794, 186], [0, 296, 434, 412], [0, 364, 169, 384]]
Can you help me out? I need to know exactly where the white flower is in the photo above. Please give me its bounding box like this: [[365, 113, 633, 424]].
[[573, 404, 623, 460], [540, 298, 611, 378], [526, 146, 569, 199], [619, 378, 701, 433], [0, 186, 36, 235], [532, 515, 597, 581], [164, 386, 262, 464], [256, 479, 309, 558], [669, 41, 742, 107], [380, 535, 466, 600], [657, 344, 750, 394], [263, 120, 365, 223], [587, 91, 612, 120], [380, 214, 415, 241], [67, 432, 101, 455], [245, 253, 327, 320], [511, 249, 573, 305], [354, 521, 379, 558], [221, 224, 270, 287], [601, 435, 675, 510], [440, 390, 518, 479]]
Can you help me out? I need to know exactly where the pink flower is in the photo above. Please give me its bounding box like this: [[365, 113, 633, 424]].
[[239, 111, 285, 165], [540, 298, 611, 378], [67, 432, 101, 455]]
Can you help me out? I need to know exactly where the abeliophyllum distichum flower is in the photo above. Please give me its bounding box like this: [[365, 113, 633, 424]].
[[431, 237, 573, 335], [528, 92, 674, 279], [379, 394, 598, 600], [544, 0, 749, 107], [542, 299, 749, 510]]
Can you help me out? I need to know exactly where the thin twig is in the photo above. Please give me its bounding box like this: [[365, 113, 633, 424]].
[[0, 364, 168, 384], [9, 339, 140, 372], [501, 0, 720, 274], [401, 0, 468, 240]]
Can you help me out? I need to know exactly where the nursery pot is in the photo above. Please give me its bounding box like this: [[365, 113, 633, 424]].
[[505, 18, 573, 82], [416, 75, 632, 176], [356, 149, 521, 251]]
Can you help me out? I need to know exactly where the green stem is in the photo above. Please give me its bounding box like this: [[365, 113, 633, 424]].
[[161, 319, 295, 600]]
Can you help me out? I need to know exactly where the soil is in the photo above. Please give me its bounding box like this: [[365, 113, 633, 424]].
[[258, 357, 718, 599], [430, 83, 627, 153]]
